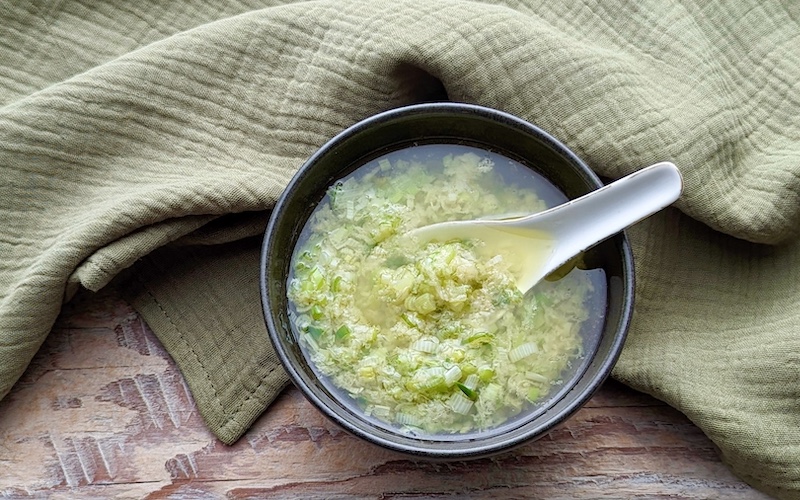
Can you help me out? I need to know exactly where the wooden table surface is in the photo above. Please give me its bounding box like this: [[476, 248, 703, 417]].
[[0, 288, 771, 499]]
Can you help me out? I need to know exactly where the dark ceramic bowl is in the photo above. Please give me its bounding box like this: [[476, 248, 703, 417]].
[[260, 102, 634, 459]]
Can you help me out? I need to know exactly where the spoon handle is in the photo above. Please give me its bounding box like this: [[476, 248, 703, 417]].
[[504, 162, 683, 269]]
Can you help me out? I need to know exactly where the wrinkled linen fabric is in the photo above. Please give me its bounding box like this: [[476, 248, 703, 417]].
[[1, 1, 799, 497]]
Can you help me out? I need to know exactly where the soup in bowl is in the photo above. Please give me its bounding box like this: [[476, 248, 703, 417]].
[[260, 103, 633, 458]]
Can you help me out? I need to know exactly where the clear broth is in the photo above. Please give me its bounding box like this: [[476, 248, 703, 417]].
[[288, 144, 607, 439]]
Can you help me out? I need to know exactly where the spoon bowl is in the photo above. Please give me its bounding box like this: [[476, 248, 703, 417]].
[[410, 162, 683, 293]]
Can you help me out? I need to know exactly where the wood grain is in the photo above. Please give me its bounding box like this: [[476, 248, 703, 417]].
[[0, 288, 771, 499]]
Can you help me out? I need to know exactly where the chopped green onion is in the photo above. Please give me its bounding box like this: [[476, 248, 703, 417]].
[[448, 391, 474, 414], [410, 338, 438, 353], [401, 313, 418, 328], [444, 365, 462, 386], [444, 247, 457, 264], [414, 367, 445, 390], [456, 382, 478, 401], [526, 387, 541, 402], [306, 325, 324, 340], [508, 342, 538, 362], [357, 365, 375, 379], [309, 266, 324, 285], [462, 374, 480, 390], [310, 304, 324, 320], [294, 314, 312, 331], [294, 260, 311, 273], [369, 405, 391, 419], [478, 365, 495, 382], [395, 412, 422, 426], [335, 325, 351, 341], [462, 332, 493, 345], [527, 372, 549, 384], [407, 293, 436, 314]]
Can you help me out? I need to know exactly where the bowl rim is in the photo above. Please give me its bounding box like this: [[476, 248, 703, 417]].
[[260, 102, 635, 458]]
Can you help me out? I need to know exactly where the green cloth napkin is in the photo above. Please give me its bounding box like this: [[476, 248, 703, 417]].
[[2, 0, 799, 497]]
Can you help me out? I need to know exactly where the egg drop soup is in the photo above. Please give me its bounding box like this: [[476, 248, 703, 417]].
[[287, 144, 606, 436]]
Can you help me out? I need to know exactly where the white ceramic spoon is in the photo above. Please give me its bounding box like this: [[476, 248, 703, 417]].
[[409, 162, 683, 293]]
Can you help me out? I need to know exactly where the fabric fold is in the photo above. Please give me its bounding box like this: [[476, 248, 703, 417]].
[[117, 238, 289, 445]]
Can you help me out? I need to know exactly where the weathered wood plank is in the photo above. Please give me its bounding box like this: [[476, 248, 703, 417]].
[[0, 289, 770, 499]]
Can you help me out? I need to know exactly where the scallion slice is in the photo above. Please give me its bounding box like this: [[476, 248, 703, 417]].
[[335, 325, 351, 341], [456, 382, 478, 401], [306, 325, 324, 340], [462, 332, 493, 345], [462, 374, 480, 390], [410, 338, 438, 353], [508, 342, 538, 362], [395, 412, 422, 427], [444, 365, 462, 386], [448, 391, 474, 414]]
